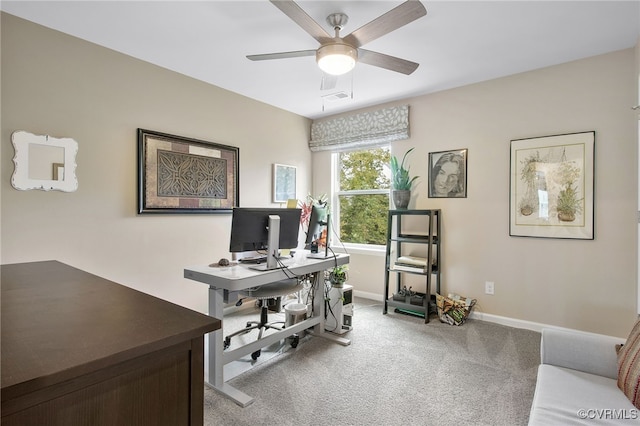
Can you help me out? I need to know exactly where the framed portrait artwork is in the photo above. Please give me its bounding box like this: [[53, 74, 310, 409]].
[[428, 149, 468, 198], [137, 129, 239, 214], [273, 163, 297, 203], [509, 131, 594, 239]]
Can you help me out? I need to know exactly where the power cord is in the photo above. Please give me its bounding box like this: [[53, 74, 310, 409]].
[[324, 279, 339, 332]]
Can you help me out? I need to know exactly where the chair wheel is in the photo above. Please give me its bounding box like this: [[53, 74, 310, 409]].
[[251, 350, 261, 360], [223, 337, 230, 350], [245, 322, 252, 328], [291, 335, 299, 348]]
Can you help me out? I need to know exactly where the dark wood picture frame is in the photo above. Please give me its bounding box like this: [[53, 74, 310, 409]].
[[428, 148, 468, 198], [137, 129, 239, 214]]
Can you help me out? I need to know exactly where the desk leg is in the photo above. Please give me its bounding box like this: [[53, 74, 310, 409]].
[[307, 272, 351, 347], [207, 287, 255, 407]]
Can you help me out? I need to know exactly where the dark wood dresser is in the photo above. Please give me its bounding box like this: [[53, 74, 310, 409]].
[[1, 261, 220, 426]]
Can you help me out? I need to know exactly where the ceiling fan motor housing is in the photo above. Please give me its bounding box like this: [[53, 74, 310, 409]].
[[326, 13, 348, 31]]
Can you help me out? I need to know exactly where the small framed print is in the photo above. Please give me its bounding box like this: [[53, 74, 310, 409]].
[[428, 149, 467, 198], [509, 131, 594, 239], [273, 164, 296, 203]]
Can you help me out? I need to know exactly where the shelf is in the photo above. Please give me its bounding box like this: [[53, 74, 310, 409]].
[[388, 209, 439, 216], [385, 294, 437, 317], [391, 235, 439, 244], [383, 209, 441, 324], [387, 267, 438, 275]]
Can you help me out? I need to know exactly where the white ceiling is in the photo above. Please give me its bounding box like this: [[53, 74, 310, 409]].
[[2, 1, 639, 119]]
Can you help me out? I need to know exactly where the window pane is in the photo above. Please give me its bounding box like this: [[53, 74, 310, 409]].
[[339, 148, 390, 191], [338, 194, 389, 245]]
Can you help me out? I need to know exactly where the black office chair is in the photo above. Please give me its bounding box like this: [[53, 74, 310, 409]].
[[223, 278, 302, 360]]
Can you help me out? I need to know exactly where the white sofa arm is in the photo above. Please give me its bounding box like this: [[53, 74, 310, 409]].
[[541, 328, 624, 380]]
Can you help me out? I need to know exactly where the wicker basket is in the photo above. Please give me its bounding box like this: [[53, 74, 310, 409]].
[[436, 293, 476, 326]]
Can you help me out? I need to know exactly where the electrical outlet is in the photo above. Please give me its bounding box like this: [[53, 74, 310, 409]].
[[485, 281, 495, 295]]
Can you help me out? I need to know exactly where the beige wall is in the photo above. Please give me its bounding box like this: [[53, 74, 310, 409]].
[[2, 13, 638, 338], [0, 14, 312, 314], [314, 48, 638, 337], [636, 37, 640, 314], [1, 16, 3, 266]]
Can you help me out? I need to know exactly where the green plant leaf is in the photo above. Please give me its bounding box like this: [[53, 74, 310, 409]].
[[390, 147, 418, 190]]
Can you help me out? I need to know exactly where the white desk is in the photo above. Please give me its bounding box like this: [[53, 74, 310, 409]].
[[184, 251, 350, 407]]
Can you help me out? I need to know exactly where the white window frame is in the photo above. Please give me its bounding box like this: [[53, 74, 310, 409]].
[[330, 151, 388, 255]]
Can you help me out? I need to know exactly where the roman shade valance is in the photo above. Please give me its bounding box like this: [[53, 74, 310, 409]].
[[309, 105, 409, 152]]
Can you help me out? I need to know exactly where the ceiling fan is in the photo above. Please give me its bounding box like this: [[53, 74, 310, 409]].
[[247, 0, 427, 77]]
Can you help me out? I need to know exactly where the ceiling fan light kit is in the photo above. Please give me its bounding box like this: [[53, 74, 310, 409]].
[[316, 43, 357, 76]]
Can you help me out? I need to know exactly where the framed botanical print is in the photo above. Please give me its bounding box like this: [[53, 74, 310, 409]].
[[428, 149, 467, 198], [273, 163, 297, 203], [509, 131, 594, 239]]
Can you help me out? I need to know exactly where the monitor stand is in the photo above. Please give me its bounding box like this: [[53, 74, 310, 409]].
[[307, 251, 331, 259], [249, 215, 283, 271]]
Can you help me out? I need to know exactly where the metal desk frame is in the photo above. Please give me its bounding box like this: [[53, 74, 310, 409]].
[[184, 252, 350, 407]]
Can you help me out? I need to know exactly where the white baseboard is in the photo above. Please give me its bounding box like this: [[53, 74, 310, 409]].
[[352, 291, 545, 330], [468, 311, 547, 332], [353, 290, 384, 302], [353, 291, 622, 338], [470, 311, 627, 339]]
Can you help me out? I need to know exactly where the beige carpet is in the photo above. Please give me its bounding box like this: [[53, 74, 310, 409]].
[[204, 297, 540, 426]]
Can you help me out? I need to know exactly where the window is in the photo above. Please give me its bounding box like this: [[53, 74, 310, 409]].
[[332, 146, 390, 246]]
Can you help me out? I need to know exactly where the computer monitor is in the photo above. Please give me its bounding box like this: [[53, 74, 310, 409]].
[[304, 203, 331, 258], [305, 203, 328, 249], [229, 207, 301, 270]]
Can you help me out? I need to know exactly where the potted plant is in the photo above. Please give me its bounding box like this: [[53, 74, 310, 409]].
[[390, 147, 419, 209], [519, 152, 541, 216], [328, 265, 348, 287], [298, 193, 328, 232], [555, 161, 582, 222], [556, 183, 582, 222]]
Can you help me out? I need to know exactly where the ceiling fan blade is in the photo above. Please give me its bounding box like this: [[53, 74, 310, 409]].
[[343, 1, 427, 48], [247, 49, 316, 61], [358, 49, 419, 75], [270, 0, 333, 45]]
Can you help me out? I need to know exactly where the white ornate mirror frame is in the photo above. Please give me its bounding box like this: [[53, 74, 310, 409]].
[[11, 130, 78, 192]]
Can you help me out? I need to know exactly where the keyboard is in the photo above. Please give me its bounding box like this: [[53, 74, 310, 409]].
[[239, 255, 268, 264]]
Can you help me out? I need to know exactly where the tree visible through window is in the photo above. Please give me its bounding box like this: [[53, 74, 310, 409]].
[[335, 147, 390, 245]]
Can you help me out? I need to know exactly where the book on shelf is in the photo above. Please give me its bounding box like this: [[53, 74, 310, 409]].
[[392, 255, 438, 273], [392, 263, 425, 273], [396, 255, 427, 267]]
